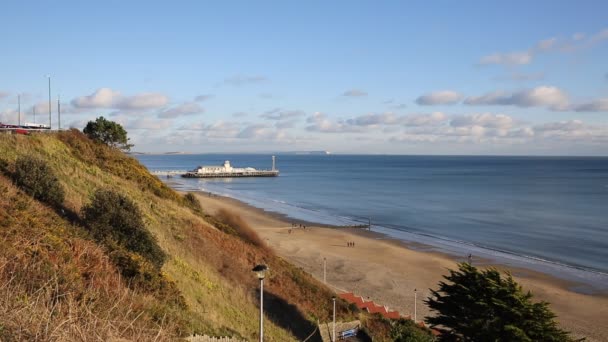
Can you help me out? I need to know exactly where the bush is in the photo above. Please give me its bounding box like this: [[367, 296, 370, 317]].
[[12, 156, 65, 207], [215, 209, 267, 249], [391, 318, 435, 342], [82, 189, 166, 270]]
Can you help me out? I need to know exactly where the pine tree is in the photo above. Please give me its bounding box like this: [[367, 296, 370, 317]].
[[425, 263, 575, 341]]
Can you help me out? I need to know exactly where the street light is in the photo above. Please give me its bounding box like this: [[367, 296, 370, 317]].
[[332, 296, 336, 342], [414, 288, 417, 323], [46, 74, 51, 129], [252, 264, 268, 342]]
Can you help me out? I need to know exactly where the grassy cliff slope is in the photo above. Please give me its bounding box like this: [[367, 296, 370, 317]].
[[0, 130, 361, 341]]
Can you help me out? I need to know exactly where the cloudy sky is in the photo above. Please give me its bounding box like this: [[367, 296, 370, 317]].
[[1, 1, 607, 155]]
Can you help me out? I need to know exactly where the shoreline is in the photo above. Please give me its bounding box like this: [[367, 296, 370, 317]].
[[190, 189, 608, 341]]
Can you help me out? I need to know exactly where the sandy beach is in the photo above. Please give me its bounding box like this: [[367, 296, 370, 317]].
[[194, 192, 608, 341]]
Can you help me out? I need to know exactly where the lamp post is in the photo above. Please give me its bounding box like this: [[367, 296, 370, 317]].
[[46, 75, 51, 129], [414, 288, 417, 323], [332, 296, 336, 342], [252, 264, 268, 342], [17, 94, 21, 126]]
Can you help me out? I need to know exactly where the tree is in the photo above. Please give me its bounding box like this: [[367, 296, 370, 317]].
[[82, 189, 165, 269], [12, 156, 65, 207], [83, 116, 133, 151], [425, 263, 574, 341]]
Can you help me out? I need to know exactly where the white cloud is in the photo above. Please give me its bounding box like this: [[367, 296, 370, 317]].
[[589, 28, 608, 44], [403, 112, 448, 126], [158, 102, 204, 118], [260, 108, 305, 120], [464, 86, 569, 110], [178, 121, 242, 138], [416, 90, 463, 105], [0, 91, 9, 100], [232, 111, 248, 118], [194, 94, 214, 102], [451, 113, 514, 130], [71, 88, 168, 110], [479, 28, 608, 67], [536, 38, 557, 51], [571, 99, 608, 112], [306, 112, 362, 133], [342, 89, 368, 97], [479, 51, 533, 66], [494, 72, 545, 82], [125, 118, 173, 130], [223, 75, 267, 86], [71, 88, 120, 108], [117, 92, 168, 110], [346, 112, 402, 126]]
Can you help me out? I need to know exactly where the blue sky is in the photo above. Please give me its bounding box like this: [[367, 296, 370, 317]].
[[1, 1, 607, 155]]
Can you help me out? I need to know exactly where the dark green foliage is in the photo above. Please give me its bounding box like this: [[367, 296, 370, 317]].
[[83, 116, 133, 151], [391, 318, 435, 342], [82, 189, 166, 269], [426, 263, 574, 342], [12, 156, 65, 207]]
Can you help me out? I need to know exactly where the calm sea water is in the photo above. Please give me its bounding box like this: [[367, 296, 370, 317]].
[[136, 154, 608, 291]]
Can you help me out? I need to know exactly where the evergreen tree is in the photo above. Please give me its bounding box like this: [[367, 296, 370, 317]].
[[425, 263, 575, 341], [83, 116, 133, 151]]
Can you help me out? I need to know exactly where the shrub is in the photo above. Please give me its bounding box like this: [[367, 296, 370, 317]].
[[12, 156, 65, 207], [82, 189, 166, 269], [215, 209, 267, 249], [391, 318, 435, 342]]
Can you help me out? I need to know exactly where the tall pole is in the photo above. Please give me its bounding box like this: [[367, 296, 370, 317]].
[[17, 94, 21, 126], [33, 106, 36, 124], [332, 297, 336, 342], [272, 155, 276, 171], [47, 75, 51, 129], [259, 278, 264, 342], [414, 288, 417, 323], [57, 94, 61, 130], [323, 257, 327, 284]]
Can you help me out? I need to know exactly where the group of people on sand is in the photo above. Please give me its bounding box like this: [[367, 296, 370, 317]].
[[347, 241, 356, 247], [291, 223, 306, 229]]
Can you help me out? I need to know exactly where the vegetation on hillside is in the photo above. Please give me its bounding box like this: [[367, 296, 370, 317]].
[[11, 156, 65, 207], [0, 130, 363, 340], [0, 128, 438, 341], [426, 262, 574, 342], [83, 116, 133, 151]]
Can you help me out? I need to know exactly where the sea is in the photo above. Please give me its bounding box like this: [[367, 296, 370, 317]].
[[135, 154, 608, 293]]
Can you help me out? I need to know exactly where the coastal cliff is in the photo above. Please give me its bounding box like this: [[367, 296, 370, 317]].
[[0, 130, 368, 341]]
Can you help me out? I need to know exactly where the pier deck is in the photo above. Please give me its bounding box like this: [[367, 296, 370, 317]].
[[182, 170, 279, 178]]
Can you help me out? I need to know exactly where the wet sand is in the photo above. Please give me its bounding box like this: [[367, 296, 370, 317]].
[[194, 192, 608, 341]]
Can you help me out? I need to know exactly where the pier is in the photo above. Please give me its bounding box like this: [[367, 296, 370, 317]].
[[151, 157, 279, 178], [182, 170, 279, 178]]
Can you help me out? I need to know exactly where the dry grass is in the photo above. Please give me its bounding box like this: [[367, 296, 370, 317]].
[[215, 209, 268, 250], [0, 175, 182, 341], [0, 131, 362, 341]]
